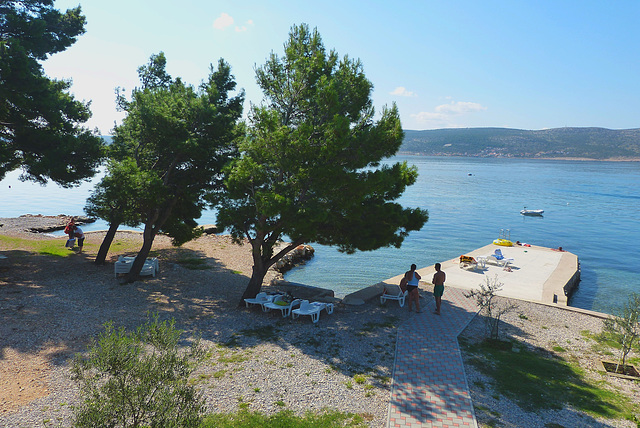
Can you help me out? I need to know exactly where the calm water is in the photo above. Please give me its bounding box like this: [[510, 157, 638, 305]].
[[1, 156, 639, 313], [286, 156, 640, 314]]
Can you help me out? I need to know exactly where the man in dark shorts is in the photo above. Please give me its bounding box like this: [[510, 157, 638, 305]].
[[432, 262, 446, 315], [404, 264, 421, 312]]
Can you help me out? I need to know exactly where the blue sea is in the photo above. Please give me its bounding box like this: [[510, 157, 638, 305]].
[[1, 156, 639, 314]]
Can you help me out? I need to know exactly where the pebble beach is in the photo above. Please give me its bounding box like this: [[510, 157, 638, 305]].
[[1, 215, 639, 427]]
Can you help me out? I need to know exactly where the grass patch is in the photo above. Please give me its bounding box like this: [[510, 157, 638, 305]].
[[0, 235, 79, 257], [240, 325, 281, 342], [360, 316, 398, 333], [201, 409, 368, 427], [475, 404, 500, 418], [218, 351, 251, 364], [175, 256, 211, 270], [0, 234, 142, 258], [212, 370, 227, 379], [353, 374, 367, 384], [464, 339, 638, 420]]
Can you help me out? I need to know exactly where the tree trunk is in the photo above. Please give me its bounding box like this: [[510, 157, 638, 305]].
[[237, 237, 304, 307], [94, 222, 120, 265], [238, 264, 269, 307], [125, 223, 156, 283]]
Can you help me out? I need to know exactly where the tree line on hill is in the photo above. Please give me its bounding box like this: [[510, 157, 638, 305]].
[[401, 127, 640, 160]]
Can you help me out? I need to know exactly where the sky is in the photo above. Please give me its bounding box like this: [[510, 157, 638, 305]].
[[43, 0, 640, 135]]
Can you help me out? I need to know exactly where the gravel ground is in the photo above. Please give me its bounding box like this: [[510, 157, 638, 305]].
[[1, 222, 404, 428], [1, 217, 639, 428]]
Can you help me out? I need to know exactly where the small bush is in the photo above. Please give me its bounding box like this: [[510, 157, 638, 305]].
[[71, 314, 206, 427]]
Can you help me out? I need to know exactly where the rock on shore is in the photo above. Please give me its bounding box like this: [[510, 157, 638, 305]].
[[0, 214, 95, 234]]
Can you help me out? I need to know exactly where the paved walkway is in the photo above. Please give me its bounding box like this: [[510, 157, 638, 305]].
[[387, 287, 480, 428]]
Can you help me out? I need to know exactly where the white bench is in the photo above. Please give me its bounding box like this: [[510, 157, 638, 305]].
[[114, 256, 159, 277]]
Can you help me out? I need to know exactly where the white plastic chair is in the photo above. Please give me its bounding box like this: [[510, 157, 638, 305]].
[[292, 300, 335, 323], [459, 255, 478, 270], [380, 284, 408, 307], [244, 292, 278, 311], [485, 249, 514, 267], [114, 256, 158, 277], [263, 296, 302, 317]]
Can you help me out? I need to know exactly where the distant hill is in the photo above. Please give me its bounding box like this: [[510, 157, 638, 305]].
[[400, 127, 640, 160]]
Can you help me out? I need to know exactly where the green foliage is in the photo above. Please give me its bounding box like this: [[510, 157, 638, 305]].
[[201, 409, 368, 428], [113, 54, 243, 231], [175, 255, 211, 270], [71, 314, 206, 428], [464, 340, 638, 419], [603, 292, 640, 370], [360, 316, 398, 333], [0, 0, 104, 185], [0, 234, 86, 257], [96, 53, 243, 276], [84, 158, 147, 228], [464, 276, 517, 340], [239, 325, 281, 341], [216, 23, 428, 299], [353, 374, 367, 384]]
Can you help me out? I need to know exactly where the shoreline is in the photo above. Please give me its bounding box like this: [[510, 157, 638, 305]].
[[397, 152, 640, 162]]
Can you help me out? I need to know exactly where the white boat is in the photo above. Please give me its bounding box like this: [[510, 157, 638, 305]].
[[520, 207, 544, 216]]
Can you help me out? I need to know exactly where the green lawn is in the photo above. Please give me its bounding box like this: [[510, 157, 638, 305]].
[[463, 338, 639, 423]]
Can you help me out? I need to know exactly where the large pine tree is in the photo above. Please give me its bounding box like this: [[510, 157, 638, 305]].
[[0, 0, 103, 185], [216, 24, 429, 303], [105, 53, 244, 280]]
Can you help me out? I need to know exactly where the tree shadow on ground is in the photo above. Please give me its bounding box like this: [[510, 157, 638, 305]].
[[0, 242, 407, 386]]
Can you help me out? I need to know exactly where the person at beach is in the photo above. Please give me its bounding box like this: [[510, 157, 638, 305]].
[[432, 262, 446, 315], [404, 264, 421, 313], [65, 220, 84, 252], [73, 224, 84, 252], [64, 219, 76, 249]]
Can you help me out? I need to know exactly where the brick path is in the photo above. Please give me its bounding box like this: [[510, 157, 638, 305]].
[[387, 287, 479, 428]]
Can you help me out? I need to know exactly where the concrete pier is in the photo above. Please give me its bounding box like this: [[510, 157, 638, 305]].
[[344, 243, 580, 306]]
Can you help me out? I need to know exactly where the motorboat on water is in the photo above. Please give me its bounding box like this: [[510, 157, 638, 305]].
[[520, 207, 544, 216]]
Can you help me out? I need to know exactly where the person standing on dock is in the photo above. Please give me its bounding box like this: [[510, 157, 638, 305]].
[[432, 263, 446, 315], [404, 264, 422, 313]]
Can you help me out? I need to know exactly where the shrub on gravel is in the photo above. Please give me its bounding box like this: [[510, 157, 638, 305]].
[[71, 314, 206, 427]]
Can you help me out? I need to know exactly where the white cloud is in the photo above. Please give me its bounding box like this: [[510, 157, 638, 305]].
[[435, 101, 486, 114], [235, 26, 247, 32], [411, 112, 447, 122], [390, 86, 417, 97], [213, 13, 234, 30], [410, 100, 487, 127], [235, 19, 254, 32]]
